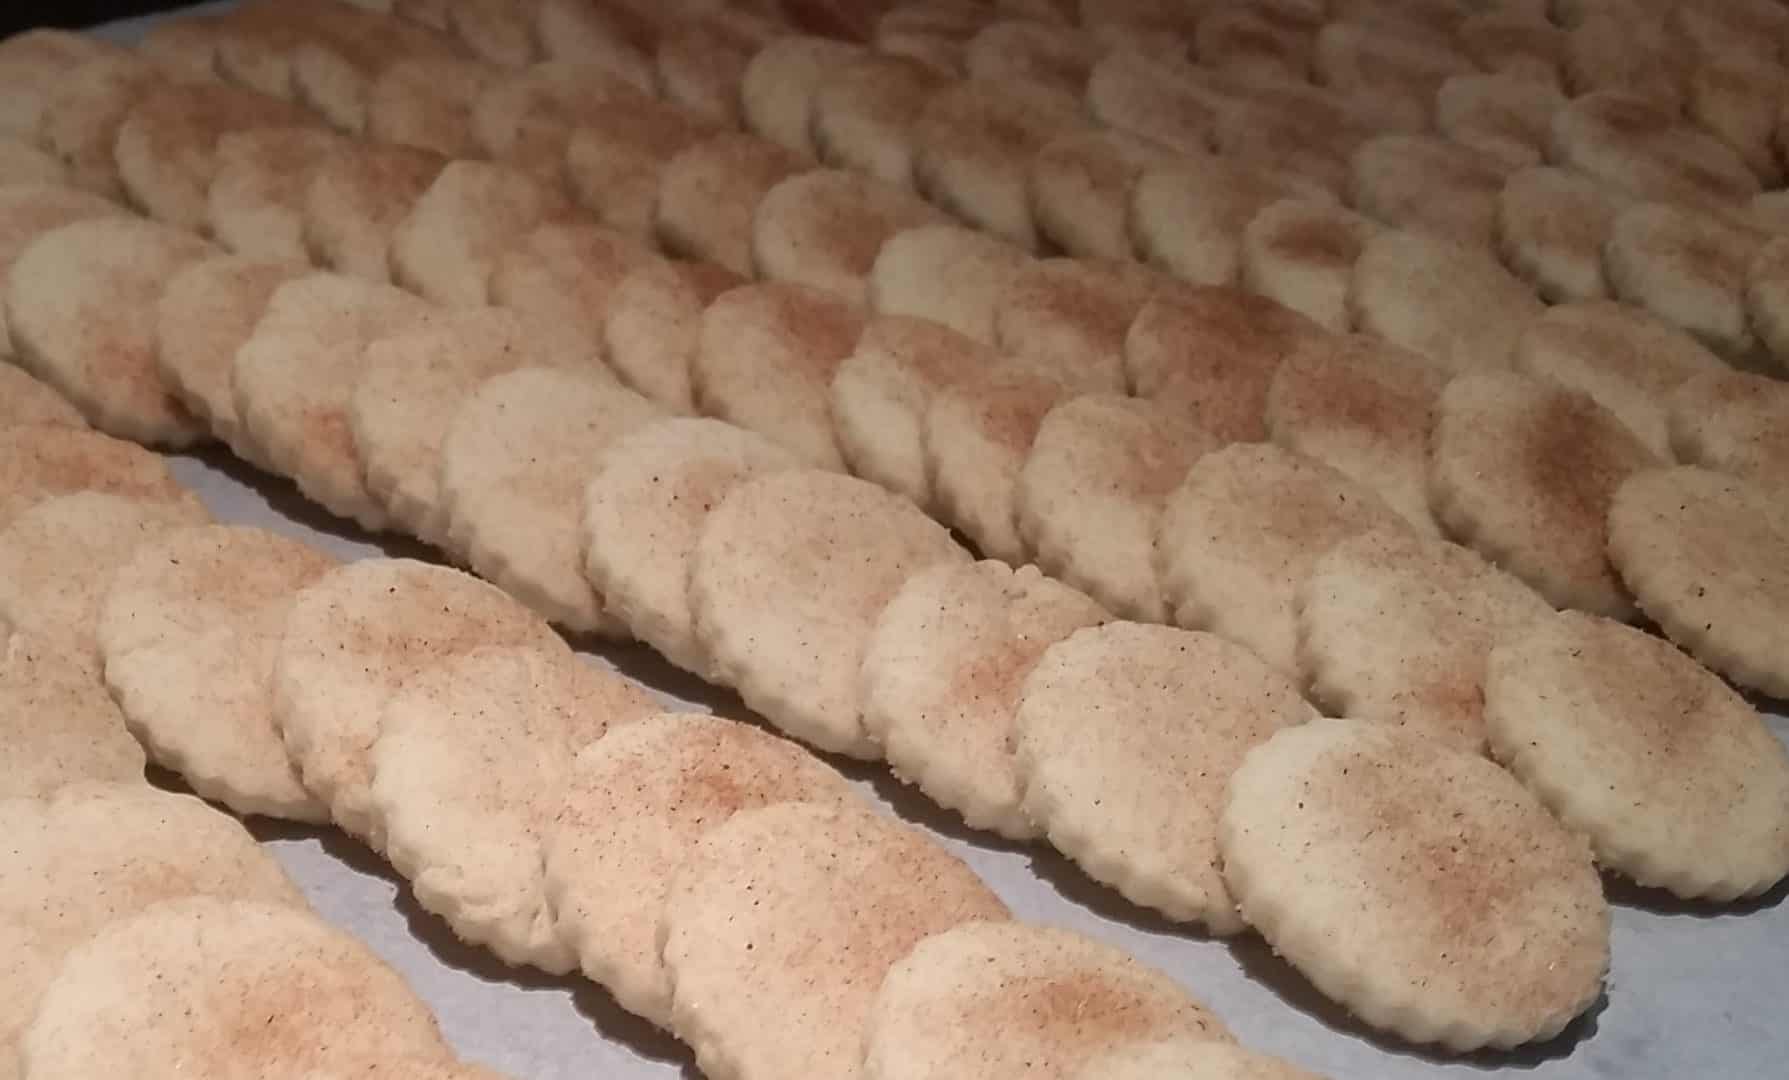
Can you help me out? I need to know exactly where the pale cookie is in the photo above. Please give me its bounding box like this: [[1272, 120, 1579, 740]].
[[1687, 55, 1785, 189], [1432, 372, 1660, 616], [741, 35, 863, 157], [1514, 300, 1727, 461], [0, 492, 210, 672], [1562, 12, 1686, 111], [302, 141, 447, 282], [155, 255, 307, 461], [1434, 72, 1563, 173], [752, 169, 944, 308], [993, 258, 1156, 394], [1129, 156, 1316, 286], [136, 10, 236, 82], [1605, 202, 1767, 363], [924, 361, 1073, 563], [832, 315, 998, 507], [388, 159, 563, 306], [1607, 467, 1789, 698], [811, 54, 947, 189], [1667, 369, 1789, 487], [1453, 8, 1565, 89], [212, 2, 312, 99], [1016, 395, 1216, 621], [272, 557, 564, 846], [874, 0, 992, 74], [654, 132, 805, 276], [1266, 334, 1448, 535], [865, 223, 1031, 345], [662, 801, 1009, 1080], [653, 19, 758, 127], [8, 217, 212, 445], [374, 645, 657, 971], [1347, 133, 1511, 247], [1547, 91, 1759, 210], [692, 470, 968, 757], [1207, 91, 1365, 202], [1222, 718, 1609, 1049], [1494, 165, 1623, 303], [1071, 1039, 1324, 1080], [965, 19, 1101, 95], [290, 3, 461, 136], [97, 524, 334, 822], [1028, 128, 1175, 262], [0, 185, 125, 360], [0, 28, 122, 139], [1487, 610, 1789, 901], [545, 713, 855, 1025], [22, 898, 450, 1079], [583, 417, 799, 677], [1159, 443, 1407, 676], [1125, 284, 1334, 442], [470, 60, 644, 179], [862, 560, 1107, 838], [1193, 3, 1318, 82], [489, 222, 649, 361], [565, 98, 719, 237], [1748, 235, 1789, 367], [1312, 20, 1472, 128], [0, 366, 83, 430], [1084, 52, 1216, 158], [533, 0, 655, 90], [354, 308, 577, 546], [868, 922, 1228, 1080], [0, 782, 304, 1079], [1348, 229, 1542, 375], [0, 631, 143, 800], [36, 54, 167, 200], [692, 282, 865, 471], [0, 424, 194, 529], [604, 258, 744, 413], [1016, 623, 1314, 930], [233, 273, 433, 530], [114, 81, 314, 230], [1239, 198, 1379, 333], [442, 367, 660, 634], [365, 56, 496, 157], [1299, 528, 1552, 750], [206, 125, 343, 261], [911, 78, 1088, 251], [447, 0, 541, 67]]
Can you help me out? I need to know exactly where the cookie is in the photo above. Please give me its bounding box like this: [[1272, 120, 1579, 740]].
[[604, 258, 744, 413], [1311, 19, 1472, 129], [993, 258, 1156, 394], [272, 557, 564, 846], [0, 424, 194, 529], [1238, 198, 1380, 333], [752, 168, 945, 306], [1561, 12, 1687, 112], [1686, 55, 1785, 189], [873, 0, 991, 74], [1486, 610, 1789, 900], [446, 0, 541, 67], [441, 366, 660, 633], [233, 273, 433, 530], [1159, 443, 1408, 676], [1130, 156, 1317, 286], [1452, 8, 1564, 89], [388, 159, 563, 306], [289, 3, 460, 135], [136, 11, 236, 82], [863, 560, 1106, 837], [1348, 229, 1542, 375], [206, 125, 343, 261], [653, 19, 758, 127], [1017, 623, 1315, 930], [0, 631, 143, 800], [364, 56, 496, 157], [661, 801, 1008, 1080], [533, 0, 656, 90], [1604, 201, 1766, 362], [691, 469, 968, 757], [654, 132, 805, 276], [8, 217, 212, 445], [1666, 369, 1789, 486], [1433, 71, 1563, 172], [470, 60, 645, 179], [1547, 91, 1758, 210], [36, 53, 168, 200], [1016, 394, 1216, 621], [865, 223, 1031, 345], [582, 417, 799, 677], [1299, 528, 1552, 750], [1084, 52, 1216, 158], [0, 28, 122, 139], [0, 366, 84, 430], [488, 222, 649, 361], [811, 54, 946, 189], [1607, 466, 1789, 698], [1027, 128, 1174, 262], [97, 524, 334, 821], [740, 35, 863, 157], [1513, 300, 1727, 461], [1193, 3, 1318, 82], [373, 645, 658, 970], [1347, 133, 1511, 247], [1494, 165, 1622, 303], [1266, 333, 1447, 534], [564, 98, 718, 236], [545, 713, 854, 1024], [301, 141, 446, 282], [692, 282, 865, 471]]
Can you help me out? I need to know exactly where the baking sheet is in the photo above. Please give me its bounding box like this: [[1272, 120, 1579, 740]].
[[81, 6, 1789, 1077]]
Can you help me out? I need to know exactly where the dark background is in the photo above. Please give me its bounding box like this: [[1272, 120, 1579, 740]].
[[2, 1, 196, 38]]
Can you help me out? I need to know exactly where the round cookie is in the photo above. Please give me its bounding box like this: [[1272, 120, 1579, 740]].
[[469, 60, 644, 179], [654, 132, 805, 277], [1312, 19, 1472, 128], [751, 168, 945, 307], [1687, 54, 1785, 189], [1486, 611, 1789, 901], [1347, 133, 1511, 247], [993, 258, 1157, 395], [1194, 3, 1317, 82], [811, 53, 946, 190], [866, 223, 1031, 345], [583, 417, 800, 678], [1239, 198, 1381, 333], [291, 7, 466, 136], [866, 922, 1231, 1078], [1084, 52, 1216, 159], [1607, 467, 1789, 698], [1348, 229, 1542, 375], [544, 713, 855, 1025], [661, 801, 1009, 1080], [0, 631, 143, 800], [739, 34, 863, 157], [1604, 201, 1766, 362], [533, 0, 655, 89], [365, 56, 499, 157], [862, 560, 1107, 838], [0, 184, 124, 360], [0, 366, 84, 430], [653, 19, 759, 128], [1129, 156, 1314, 287], [1299, 528, 1553, 751], [1016, 394, 1216, 622], [1434, 71, 1563, 172], [387, 159, 563, 306], [564, 98, 719, 237], [1431, 371, 1662, 616], [603, 258, 744, 414], [1494, 166, 1623, 303], [206, 125, 343, 262], [691, 470, 969, 757], [488, 221, 650, 362], [300, 141, 446, 283], [36, 53, 168, 201], [1158, 443, 1408, 676], [373, 645, 659, 971], [0, 28, 125, 140], [271, 557, 565, 847], [0, 424, 193, 529], [1017, 623, 1316, 931], [1547, 91, 1758, 210], [964, 19, 1101, 97], [1561, 15, 1686, 113], [1666, 369, 1789, 487], [1219, 718, 1609, 1051], [1027, 128, 1175, 262], [97, 524, 335, 822]]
